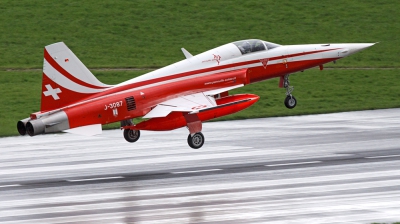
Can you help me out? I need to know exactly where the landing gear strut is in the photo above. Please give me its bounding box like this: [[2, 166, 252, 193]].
[[283, 74, 297, 109], [187, 132, 205, 149]]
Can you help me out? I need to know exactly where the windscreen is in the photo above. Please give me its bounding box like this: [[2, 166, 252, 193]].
[[233, 39, 266, 54]]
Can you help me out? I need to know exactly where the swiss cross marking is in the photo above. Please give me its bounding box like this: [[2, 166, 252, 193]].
[[43, 84, 62, 100], [260, 58, 269, 69]]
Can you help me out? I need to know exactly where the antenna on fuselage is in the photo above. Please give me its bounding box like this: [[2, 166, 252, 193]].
[[181, 48, 193, 59]]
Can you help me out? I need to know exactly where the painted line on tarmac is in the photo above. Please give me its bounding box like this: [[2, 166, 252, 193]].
[[0, 184, 21, 188], [266, 161, 321, 167], [171, 169, 222, 174], [67, 176, 125, 182], [365, 154, 400, 159]]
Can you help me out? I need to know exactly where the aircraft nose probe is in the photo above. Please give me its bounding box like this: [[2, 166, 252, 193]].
[[280, 42, 376, 109], [347, 43, 376, 55]]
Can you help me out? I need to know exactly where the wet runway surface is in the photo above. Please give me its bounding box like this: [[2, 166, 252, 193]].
[[1, 108, 400, 223]]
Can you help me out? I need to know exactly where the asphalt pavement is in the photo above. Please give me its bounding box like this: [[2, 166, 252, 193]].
[[1, 108, 400, 223]]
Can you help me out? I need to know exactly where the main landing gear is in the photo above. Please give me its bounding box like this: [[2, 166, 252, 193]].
[[121, 118, 205, 149], [187, 132, 205, 149], [121, 119, 141, 143], [184, 113, 205, 149], [283, 74, 297, 109], [124, 129, 140, 142]]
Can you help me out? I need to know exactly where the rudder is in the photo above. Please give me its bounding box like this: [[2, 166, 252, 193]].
[[41, 42, 112, 112]]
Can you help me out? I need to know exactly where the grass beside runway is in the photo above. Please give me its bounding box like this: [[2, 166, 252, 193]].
[[224, 68, 400, 120], [0, 0, 399, 69], [2, 68, 399, 137], [1, 0, 400, 137]]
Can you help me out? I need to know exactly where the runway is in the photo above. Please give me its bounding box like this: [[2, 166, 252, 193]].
[[1, 108, 400, 223]]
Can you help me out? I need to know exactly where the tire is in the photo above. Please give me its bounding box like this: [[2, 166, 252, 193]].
[[284, 95, 297, 109], [187, 132, 205, 149], [123, 129, 140, 143]]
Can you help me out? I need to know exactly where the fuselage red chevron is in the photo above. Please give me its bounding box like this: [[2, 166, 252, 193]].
[[17, 39, 374, 148]]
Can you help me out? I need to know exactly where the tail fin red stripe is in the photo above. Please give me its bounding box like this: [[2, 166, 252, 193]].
[[40, 73, 95, 112], [44, 49, 108, 90]]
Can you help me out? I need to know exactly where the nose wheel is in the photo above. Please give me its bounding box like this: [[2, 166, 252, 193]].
[[284, 95, 297, 109], [187, 132, 204, 149], [283, 74, 297, 109]]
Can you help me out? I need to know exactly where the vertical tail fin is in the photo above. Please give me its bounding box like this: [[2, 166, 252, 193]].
[[41, 42, 112, 112]]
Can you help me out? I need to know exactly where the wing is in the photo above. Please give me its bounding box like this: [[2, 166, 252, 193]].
[[143, 84, 244, 118]]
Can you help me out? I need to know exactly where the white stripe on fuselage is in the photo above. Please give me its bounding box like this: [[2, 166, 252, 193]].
[[116, 45, 342, 88]]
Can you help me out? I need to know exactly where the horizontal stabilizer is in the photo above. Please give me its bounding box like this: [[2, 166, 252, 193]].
[[63, 124, 102, 136]]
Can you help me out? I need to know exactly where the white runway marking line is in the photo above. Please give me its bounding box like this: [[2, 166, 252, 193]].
[[266, 161, 322, 167], [171, 169, 222, 174], [365, 154, 400, 159], [66, 176, 124, 182], [0, 184, 21, 188]]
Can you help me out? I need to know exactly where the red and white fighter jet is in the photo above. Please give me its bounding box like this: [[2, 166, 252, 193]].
[[17, 39, 374, 148]]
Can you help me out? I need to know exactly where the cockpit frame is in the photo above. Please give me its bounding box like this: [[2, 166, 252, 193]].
[[233, 39, 281, 55]]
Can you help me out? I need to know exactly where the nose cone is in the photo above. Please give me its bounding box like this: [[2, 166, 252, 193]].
[[348, 43, 376, 55]]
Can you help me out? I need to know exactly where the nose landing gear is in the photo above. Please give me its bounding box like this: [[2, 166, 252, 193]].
[[283, 74, 297, 109], [284, 95, 297, 109]]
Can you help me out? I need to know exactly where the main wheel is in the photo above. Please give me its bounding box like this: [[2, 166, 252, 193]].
[[187, 132, 205, 149], [284, 95, 297, 109], [123, 129, 140, 143]]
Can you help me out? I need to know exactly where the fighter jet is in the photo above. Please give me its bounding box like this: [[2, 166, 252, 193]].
[[17, 39, 374, 148]]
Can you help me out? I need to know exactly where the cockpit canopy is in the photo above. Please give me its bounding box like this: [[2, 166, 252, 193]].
[[233, 39, 281, 55]]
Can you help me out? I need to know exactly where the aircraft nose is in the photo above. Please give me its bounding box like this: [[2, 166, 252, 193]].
[[348, 43, 376, 55]]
